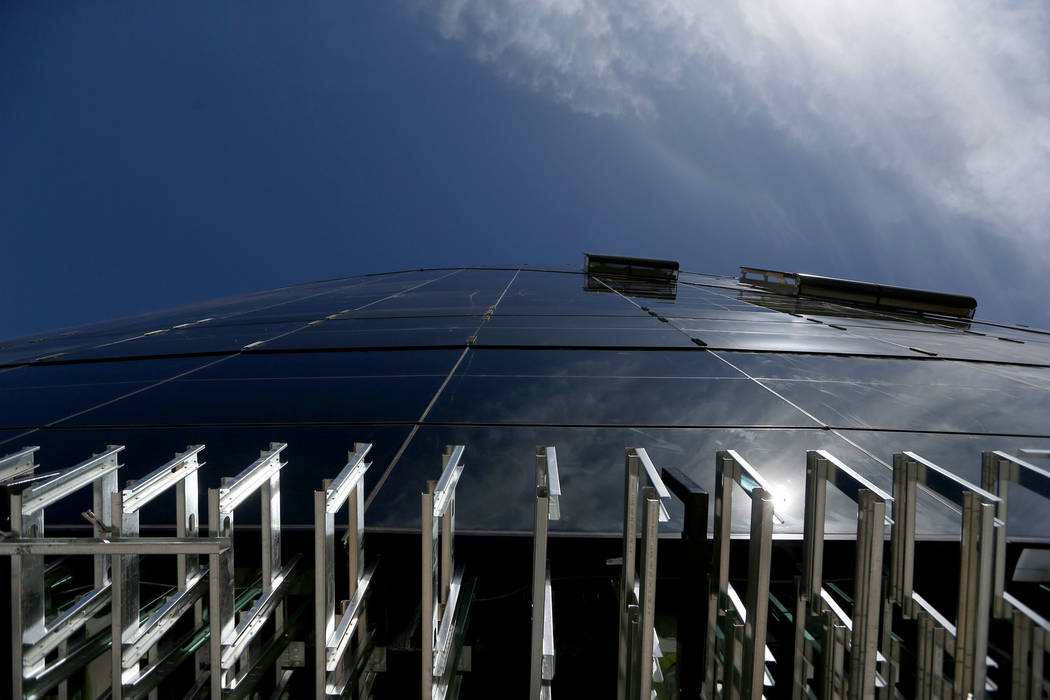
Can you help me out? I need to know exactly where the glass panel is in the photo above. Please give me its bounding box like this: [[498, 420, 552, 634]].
[[0, 356, 223, 389], [1, 382, 156, 428], [759, 377, 1050, 435], [346, 269, 517, 318], [60, 374, 446, 427], [970, 321, 1050, 345], [184, 349, 461, 380], [484, 316, 669, 329], [453, 348, 743, 377], [263, 317, 483, 350], [227, 270, 453, 323], [57, 321, 308, 361], [719, 353, 1050, 434], [427, 375, 816, 427], [0, 357, 224, 428], [980, 364, 1050, 391], [473, 326, 696, 348], [364, 426, 917, 536], [0, 272, 447, 365], [687, 329, 920, 355], [857, 328, 1050, 364], [840, 430, 1050, 539], [495, 271, 647, 315], [426, 349, 811, 427], [2, 425, 412, 527], [668, 318, 816, 332], [716, 352, 1031, 386], [0, 331, 135, 367], [805, 315, 969, 333]]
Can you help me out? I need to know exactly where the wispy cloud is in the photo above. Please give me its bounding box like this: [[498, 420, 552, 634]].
[[417, 0, 1050, 261]]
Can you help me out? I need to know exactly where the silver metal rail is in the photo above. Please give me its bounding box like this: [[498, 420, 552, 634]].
[[530, 446, 561, 699], [7, 445, 122, 699], [315, 442, 383, 698], [617, 447, 669, 700], [422, 445, 469, 700], [208, 442, 301, 696], [0, 444, 39, 483], [890, 451, 1000, 699], [110, 445, 206, 699], [794, 450, 890, 700], [709, 449, 776, 700], [982, 451, 1050, 617]]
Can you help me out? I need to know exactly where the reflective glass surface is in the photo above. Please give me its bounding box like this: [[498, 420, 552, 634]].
[[0, 356, 215, 389], [450, 347, 742, 377], [970, 321, 1050, 346], [0, 330, 133, 367], [56, 321, 308, 361], [365, 425, 934, 535], [347, 269, 517, 318], [682, 328, 921, 355], [427, 349, 816, 427], [224, 270, 452, 323], [495, 271, 648, 315], [184, 349, 461, 380], [3, 267, 1050, 544], [839, 430, 1050, 539], [263, 316, 482, 350], [60, 352, 458, 427], [483, 315, 671, 329], [855, 328, 1050, 364], [0, 357, 223, 428], [718, 353, 1050, 434], [474, 324, 695, 348]]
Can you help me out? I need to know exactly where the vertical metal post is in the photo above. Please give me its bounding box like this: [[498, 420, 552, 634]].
[[530, 451, 550, 700], [709, 450, 735, 697], [724, 612, 744, 700], [981, 452, 1010, 619], [850, 490, 885, 700], [954, 493, 994, 699], [208, 486, 235, 698], [315, 482, 334, 698], [618, 452, 640, 700], [111, 489, 140, 700], [890, 453, 918, 615], [638, 487, 660, 700], [421, 481, 437, 700], [742, 488, 774, 700], [802, 451, 827, 603]]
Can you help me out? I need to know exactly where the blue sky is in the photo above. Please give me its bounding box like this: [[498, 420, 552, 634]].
[[2, 0, 1048, 338]]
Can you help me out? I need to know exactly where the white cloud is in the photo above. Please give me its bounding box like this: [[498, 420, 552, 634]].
[[415, 0, 1050, 256]]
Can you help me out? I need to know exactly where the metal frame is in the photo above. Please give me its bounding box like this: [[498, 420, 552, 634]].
[[981, 451, 1050, 617], [530, 446, 561, 699], [890, 451, 1000, 699], [422, 445, 469, 700], [6, 445, 122, 699], [709, 449, 775, 700], [208, 442, 300, 696], [315, 442, 381, 698], [110, 445, 207, 699], [617, 447, 670, 700], [794, 450, 890, 700]]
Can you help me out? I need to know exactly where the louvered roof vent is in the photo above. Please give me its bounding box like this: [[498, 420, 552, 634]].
[[740, 266, 978, 319]]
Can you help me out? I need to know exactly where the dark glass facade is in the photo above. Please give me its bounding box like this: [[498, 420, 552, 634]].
[[3, 265, 1049, 698], [4, 267, 1048, 539]]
